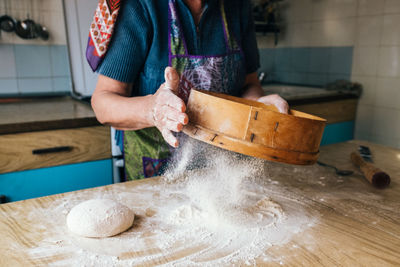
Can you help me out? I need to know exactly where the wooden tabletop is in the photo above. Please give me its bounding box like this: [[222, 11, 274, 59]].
[[0, 140, 399, 266], [0, 97, 100, 134]]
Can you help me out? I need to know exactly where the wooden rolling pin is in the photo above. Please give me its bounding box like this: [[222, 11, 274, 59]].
[[350, 152, 391, 189]]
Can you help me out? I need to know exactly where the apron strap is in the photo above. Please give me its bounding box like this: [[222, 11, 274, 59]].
[[219, 0, 240, 53], [168, 0, 189, 59], [168, 0, 240, 59]]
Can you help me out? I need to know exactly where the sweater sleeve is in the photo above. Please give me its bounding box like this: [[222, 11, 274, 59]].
[[97, 0, 152, 83], [241, 0, 260, 74]]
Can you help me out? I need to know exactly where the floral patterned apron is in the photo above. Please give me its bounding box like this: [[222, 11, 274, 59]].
[[123, 0, 246, 180]]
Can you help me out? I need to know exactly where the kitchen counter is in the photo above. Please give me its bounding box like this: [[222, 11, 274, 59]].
[[0, 96, 100, 135], [0, 87, 356, 135], [0, 140, 399, 266], [263, 84, 359, 105]]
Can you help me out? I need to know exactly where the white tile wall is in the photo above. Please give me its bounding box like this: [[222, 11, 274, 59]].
[[354, 104, 374, 139], [325, 18, 356, 46], [290, 22, 312, 47], [377, 46, 400, 77], [371, 107, 400, 140], [352, 1, 400, 148], [352, 46, 379, 76], [285, 0, 314, 23], [257, 0, 400, 148], [309, 22, 331, 47], [356, 16, 383, 46], [324, 0, 358, 20], [311, 0, 330, 21], [375, 77, 400, 109], [381, 14, 400, 45], [352, 75, 377, 105], [384, 0, 400, 14], [358, 0, 385, 16]]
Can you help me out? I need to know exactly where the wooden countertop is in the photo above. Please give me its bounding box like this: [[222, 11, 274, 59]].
[[0, 97, 100, 134], [0, 141, 399, 266]]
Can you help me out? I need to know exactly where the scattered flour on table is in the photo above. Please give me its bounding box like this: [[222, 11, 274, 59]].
[[26, 139, 317, 266]]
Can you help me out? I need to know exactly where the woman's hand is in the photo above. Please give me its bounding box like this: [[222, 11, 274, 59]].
[[242, 72, 289, 114], [150, 67, 189, 147], [257, 94, 289, 114]]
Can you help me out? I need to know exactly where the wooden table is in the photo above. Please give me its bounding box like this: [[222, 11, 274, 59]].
[[1, 141, 399, 266]]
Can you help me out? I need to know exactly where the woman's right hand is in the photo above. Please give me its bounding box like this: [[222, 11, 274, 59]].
[[150, 67, 189, 147]]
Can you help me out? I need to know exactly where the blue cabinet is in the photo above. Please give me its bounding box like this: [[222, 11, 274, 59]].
[[321, 121, 355, 146], [0, 159, 112, 203]]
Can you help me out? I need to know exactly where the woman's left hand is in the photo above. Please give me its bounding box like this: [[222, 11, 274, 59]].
[[242, 73, 289, 114], [257, 94, 289, 114]]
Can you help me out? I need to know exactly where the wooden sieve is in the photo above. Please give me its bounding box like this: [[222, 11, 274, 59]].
[[182, 89, 327, 165]]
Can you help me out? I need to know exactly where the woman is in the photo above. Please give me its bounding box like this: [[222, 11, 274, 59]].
[[91, 0, 288, 180]]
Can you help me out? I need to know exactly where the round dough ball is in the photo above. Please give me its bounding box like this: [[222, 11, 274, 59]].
[[66, 199, 134, 238]]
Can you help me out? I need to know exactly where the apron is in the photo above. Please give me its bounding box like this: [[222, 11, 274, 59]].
[[123, 0, 246, 180]]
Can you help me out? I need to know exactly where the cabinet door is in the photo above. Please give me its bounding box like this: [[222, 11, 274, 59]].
[[321, 121, 355, 145], [0, 159, 112, 203]]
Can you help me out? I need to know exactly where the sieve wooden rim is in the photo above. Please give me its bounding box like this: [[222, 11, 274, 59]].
[[182, 89, 327, 165]]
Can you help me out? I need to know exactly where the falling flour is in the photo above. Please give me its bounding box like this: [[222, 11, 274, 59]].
[[26, 138, 317, 266], [164, 139, 286, 232]]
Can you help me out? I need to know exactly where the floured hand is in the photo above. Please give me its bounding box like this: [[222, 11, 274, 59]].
[[150, 67, 189, 147], [257, 94, 289, 114]]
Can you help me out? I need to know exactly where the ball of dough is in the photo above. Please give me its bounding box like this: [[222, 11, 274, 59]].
[[66, 199, 134, 238]]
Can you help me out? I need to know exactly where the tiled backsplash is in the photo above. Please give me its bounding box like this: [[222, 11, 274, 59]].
[[0, 44, 71, 95], [0, 0, 66, 45], [257, 0, 400, 149], [0, 0, 70, 96], [259, 47, 353, 86]]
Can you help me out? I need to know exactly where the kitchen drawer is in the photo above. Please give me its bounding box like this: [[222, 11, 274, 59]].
[[0, 126, 111, 174], [0, 159, 113, 203]]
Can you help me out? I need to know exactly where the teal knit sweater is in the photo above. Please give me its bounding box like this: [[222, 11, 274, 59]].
[[98, 0, 260, 97]]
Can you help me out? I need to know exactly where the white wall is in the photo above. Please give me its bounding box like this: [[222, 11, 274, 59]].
[[257, 0, 400, 149], [257, 0, 358, 49], [351, 0, 400, 148]]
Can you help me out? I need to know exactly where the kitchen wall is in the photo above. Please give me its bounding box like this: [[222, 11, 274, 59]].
[[0, 0, 71, 95], [257, 0, 400, 149]]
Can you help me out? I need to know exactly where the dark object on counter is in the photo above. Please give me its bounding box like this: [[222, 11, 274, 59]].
[[0, 14, 16, 32], [15, 18, 37, 39], [15, 0, 38, 40], [317, 161, 354, 176], [0, 0, 16, 33], [359, 145, 373, 162], [351, 152, 391, 189], [0, 195, 7, 204], [34, 23, 50, 40], [33, 0, 50, 41], [325, 80, 363, 97]]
